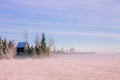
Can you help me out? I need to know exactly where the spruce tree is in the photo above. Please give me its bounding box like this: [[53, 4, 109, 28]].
[[41, 33, 47, 55], [3, 38, 9, 58]]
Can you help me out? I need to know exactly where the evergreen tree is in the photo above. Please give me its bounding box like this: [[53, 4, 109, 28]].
[[3, 38, 9, 56], [35, 33, 41, 55], [35, 46, 41, 55], [0, 36, 3, 58], [41, 33, 47, 55], [0, 38, 9, 58]]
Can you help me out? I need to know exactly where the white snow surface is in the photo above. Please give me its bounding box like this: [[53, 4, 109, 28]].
[[0, 53, 120, 80]]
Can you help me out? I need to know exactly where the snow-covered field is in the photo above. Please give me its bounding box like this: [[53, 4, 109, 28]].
[[0, 53, 120, 80]]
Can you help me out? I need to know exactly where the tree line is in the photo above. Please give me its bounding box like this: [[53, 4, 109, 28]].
[[0, 37, 16, 59], [23, 32, 49, 57], [0, 32, 50, 59], [0, 32, 76, 59]]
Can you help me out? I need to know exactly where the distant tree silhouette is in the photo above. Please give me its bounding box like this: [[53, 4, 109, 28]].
[[35, 33, 41, 55], [3, 38, 9, 58], [41, 33, 47, 55]]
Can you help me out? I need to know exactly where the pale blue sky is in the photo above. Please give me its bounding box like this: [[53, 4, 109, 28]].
[[0, 0, 120, 53]]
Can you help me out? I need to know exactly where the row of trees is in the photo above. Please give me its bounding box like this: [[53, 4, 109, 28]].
[[0, 37, 16, 59], [28, 33, 49, 57], [16, 32, 50, 57], [0, 32, 76, 59], [0, 33, 50, 59]]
